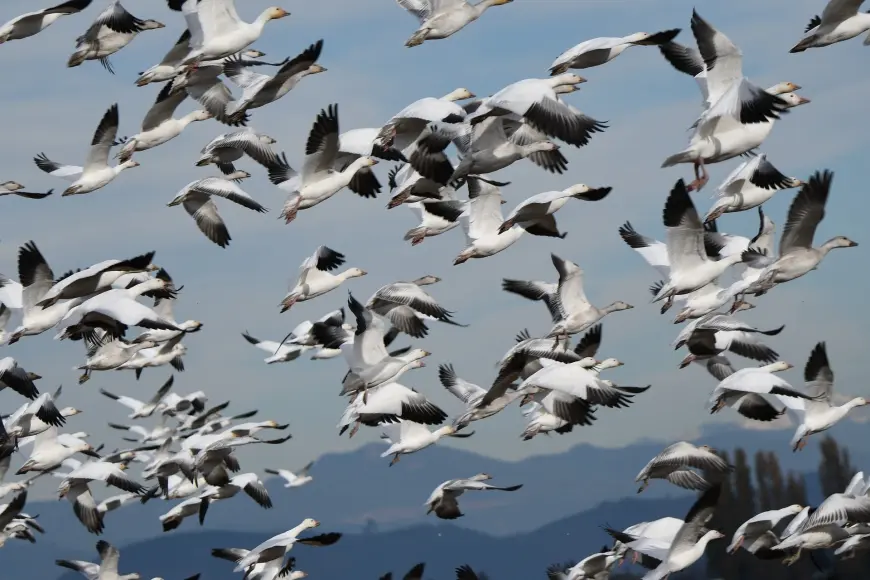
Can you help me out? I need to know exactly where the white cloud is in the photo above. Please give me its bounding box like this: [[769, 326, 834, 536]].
[[0, 0, 868, 500]]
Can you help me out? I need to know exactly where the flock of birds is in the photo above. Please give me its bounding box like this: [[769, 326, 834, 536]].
[[0, 0, 868, 578]]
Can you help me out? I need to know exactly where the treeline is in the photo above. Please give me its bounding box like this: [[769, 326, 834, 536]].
[[615, 435, 866, 580]]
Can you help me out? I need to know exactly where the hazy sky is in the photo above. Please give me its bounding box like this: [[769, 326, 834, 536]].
[[1, 0, 868, 500]]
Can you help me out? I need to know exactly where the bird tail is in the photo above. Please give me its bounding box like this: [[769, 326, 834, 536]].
[[661, 149, 696, 168]]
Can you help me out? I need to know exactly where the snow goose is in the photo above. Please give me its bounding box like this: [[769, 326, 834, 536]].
[[776, 342, 868, 451], [439, 363, 522, 427], [329, 128, 407, 199], [58, 460, 146, 534], [338, 295, 429, 397], [546, 552, 619, 580], [404, 198, 464, 246], [37, 250, 158, 308], [380, 420, 471, 465], [159, 496, 201, 532], [453, 176, 566, 265], [366, 276, 463, 338], [375, 88, 475, 157], [0, 181, 52, 200], [728, 505, 804, 555], [638, 485, 725, 579], [279, 246, 366, 312], [118, 335, 187, 379], [172, 62, 248, 127], [0, 0, 91, 44], [17, 427, 99, 475], [606, 517, 685, 568], [516, 358, 647, 424], [674, 313, 784, 369], [549, 29, 680, 73], [499, 184, 611, 233], [54, 278, 181, 340], [197, 128, 279, 175], [464, 74, 608, 148], [222, 40, 326, 123], [772, 523, 853, 566], [168, 172, 267, 248], [387, 163, 446, 209], [338, 382, 447, 437], [67, 1, 164, 73], [99, 376, 174, 419], [415, 117, 561, 185], [76, 336, 159, 384], [0, 358, 40, 400], [234, 519, 340, 570], [4, 389, 72, 437], [265, 462, 314, 488], [177, 0, 289, 65], [6, 243, 87, 342], [136, 29, 195, 86], [425, 474, 522, 519], [499, 95, 580, 176], [398, 0, 514, 47], [242, 332, 310, 363], [708, 361, 821, 414], [266, 105, 380, 223], [35, 104, 140, 196], [545, 253, 633, 339], [704, 155, 802, 222], [131, 271, 203, 344], [197, 472, 271, 524], [663, 93, 810, 191], [116, 81, 212, 162], [791, 0, 870, 52], [651, 180, 743, 310], [738, 171, 858, 296], [635, 441, 732, 493], [520, 401, 573, 440]]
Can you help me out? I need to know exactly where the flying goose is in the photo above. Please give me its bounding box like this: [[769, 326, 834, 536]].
[[67, 1, 164, 73], [35, 104, 140, 196], [549, 29, 681, 73], [99, 375, 174, 419], [776, 342, 869, 451], [635, 441, 732, 493], [791, 0, 870, 52], [116, 80, 213, 162], [266, 105, 379, 223], [366, 276, 463, 338], [674, 314, 785, 369], [233, 518, 340, 570], [704, 155, 803, 222], [265, 461, 314, 488], [499, 184, 611, 233], [0, 0, 92, 44], [380, 420, 471, 465], [279, 246, 366, 312], [196, 128, 280, 175], [424, 474, 522, 519], [397, 0, 514, 47], [168, 172, 267, 248]]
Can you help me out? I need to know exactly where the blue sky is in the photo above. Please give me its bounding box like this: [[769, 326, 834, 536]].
[[0, 0, 868, 500]]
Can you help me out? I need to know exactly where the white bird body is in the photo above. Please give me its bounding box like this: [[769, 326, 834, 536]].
[[380, 420, 458, 462], [791, 0, 870, 52], [398, 0, 514, 47], [0, 0, 92, 43]]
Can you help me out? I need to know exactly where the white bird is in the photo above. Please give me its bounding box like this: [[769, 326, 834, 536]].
[[651, 180, 744, 311], [265, 462, 315, 488], [519, 401, 571, 441], [177, 0, 289, 65], [738, 170, 858, 297], [4, 388, 72, 436], [728, 504, 804, 554], [0, 0, 91, 44], [549, 29, 680, 73], [222, 40, 326, 122], [34, 104, 139, 196], [546, 552, 620, 580], [135, 29, 196, 86], [159, 496, 202, 532], [167, 172, 267, 248], [465, 73, 606, 148], [242, 332, 310, 364], [776, 342, 869, 451], [67, 1, 164, 72], [635, 441, 732, 493], [380, 420, 471, 466], [545, 253, 634, 339], [424, 473, 522, 519], [498, 184, 611, 234], [116, 80, 213, 162], [641, 485, 725, 580], [704, 155, 803, 222], [791, 0, 870, 53], [439, 363, 521, 427], [674, 314, 784, 369], [397, 0, 514, 47], [709, 361, 822, 414], [55, 557, 140, 580], [197, 128, 279, 175], [99, 376, 174, 419], [338, 382, 447, 437], [266, 105, 379, 223], [279, 246, 366, 312], [233, 518, 340, 571], [0, 357, 40, 401], [453, 176, 566, 265], [16, 427, 98, 474], [197, 472, 272, 524], [58, 460, 146, 534], [366, 276, 461, 338]]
